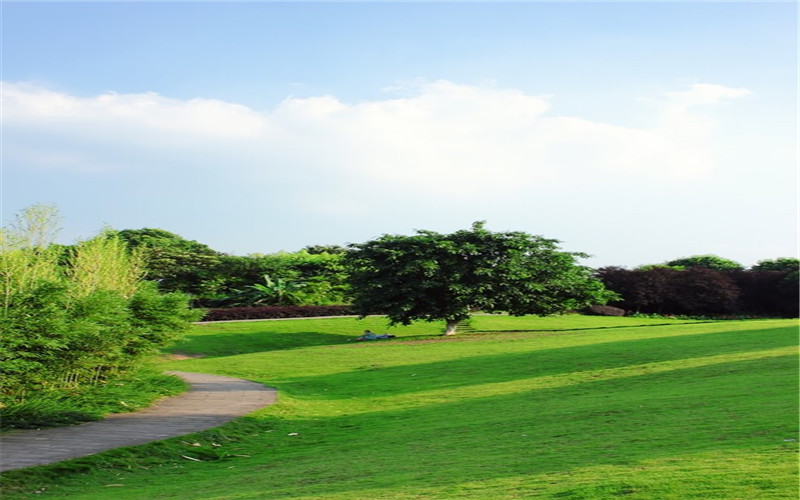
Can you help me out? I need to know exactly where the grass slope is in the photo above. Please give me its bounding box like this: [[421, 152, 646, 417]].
[[1, 315, 797, 499]]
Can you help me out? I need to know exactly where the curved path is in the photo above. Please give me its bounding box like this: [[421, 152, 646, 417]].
[[0, 372, 277, 472]]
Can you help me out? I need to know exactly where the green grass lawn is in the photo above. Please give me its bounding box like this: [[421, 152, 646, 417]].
[[1, 315, 797, 499]]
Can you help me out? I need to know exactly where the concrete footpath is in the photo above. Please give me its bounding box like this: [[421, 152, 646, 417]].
[[0, 372, 277, 472]]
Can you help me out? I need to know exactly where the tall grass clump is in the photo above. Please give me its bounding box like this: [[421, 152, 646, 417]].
[[67, 232, 146, 301], [0, 205, 201, 424]]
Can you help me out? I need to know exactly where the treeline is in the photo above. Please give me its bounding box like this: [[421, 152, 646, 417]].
[[114, 229, 348, 307], [596, 256, 798, 318], [0, 207, 200, 405], [116, 228, 798, 319]]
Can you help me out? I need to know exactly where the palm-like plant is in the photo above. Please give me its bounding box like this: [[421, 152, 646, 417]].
[[224, 274, 306, 306], [250, 274, 305, 305]]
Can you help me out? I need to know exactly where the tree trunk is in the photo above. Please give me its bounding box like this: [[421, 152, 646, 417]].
[[444, 320, 458, 335]]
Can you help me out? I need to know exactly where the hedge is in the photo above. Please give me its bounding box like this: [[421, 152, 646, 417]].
[[200, 305, 358, 322]]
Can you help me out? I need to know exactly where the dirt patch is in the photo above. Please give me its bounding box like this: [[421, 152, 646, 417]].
[[393, 330, 578, 345], [161, 352, 207, 361]]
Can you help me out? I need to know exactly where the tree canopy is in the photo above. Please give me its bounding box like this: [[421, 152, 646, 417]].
[[114, 228, 223, 296], [345, 222, 612, 334], [750, 257, 799, 274], [665, 255, 744, 271]]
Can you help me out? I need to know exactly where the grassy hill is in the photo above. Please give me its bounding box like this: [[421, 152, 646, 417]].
[[1, 315, 797, 499]]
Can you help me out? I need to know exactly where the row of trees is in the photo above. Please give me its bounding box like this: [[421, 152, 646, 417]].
[[109, 226, 614, 334], [108, 226, 798, 322], [1, 207, 200, 403], [114, 228, 348, 307], [596, 257, 798, 317]]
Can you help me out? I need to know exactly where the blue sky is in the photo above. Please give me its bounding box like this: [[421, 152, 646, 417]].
[[2, 1, 797, 268]]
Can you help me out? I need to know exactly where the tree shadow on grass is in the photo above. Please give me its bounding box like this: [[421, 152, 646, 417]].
[[169, 331, 356, 357], [171, 320, 714, 358], [279, 326, 797, 399], [469, 320, 711, 334]]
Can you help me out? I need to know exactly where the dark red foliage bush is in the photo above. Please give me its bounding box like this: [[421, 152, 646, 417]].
[[729, 270, 799, 318], [582, 304, 626, 316], [201, 305, 357, 322], [596, 265, 797, 317]]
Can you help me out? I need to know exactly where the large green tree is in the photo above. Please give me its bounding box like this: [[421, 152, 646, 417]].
[[345, 222, 612, 334]]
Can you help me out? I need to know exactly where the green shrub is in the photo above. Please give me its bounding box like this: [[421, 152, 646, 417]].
[[0, 205, 198, 406], [126, 282, 203, 356], [201, 304, 356, 321], [0, 281, 72, 399]]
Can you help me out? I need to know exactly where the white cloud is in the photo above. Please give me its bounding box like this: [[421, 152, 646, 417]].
[[2, 83, 264, 139], [649, 83, 752, 179], [666, 83, 751, 107], [2, 80, 750, 195]]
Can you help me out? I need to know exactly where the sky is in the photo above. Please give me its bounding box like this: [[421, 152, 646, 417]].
[[2, 1, 797, 269]]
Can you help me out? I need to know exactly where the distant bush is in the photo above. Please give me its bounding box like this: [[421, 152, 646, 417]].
[[665, 255, 744, 271], [669, 267, 740, 315], [728, 270, 799, 318], [596, 263, 798, 318], [201, 305, 358, 321], [582, 304, 626, 316]]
